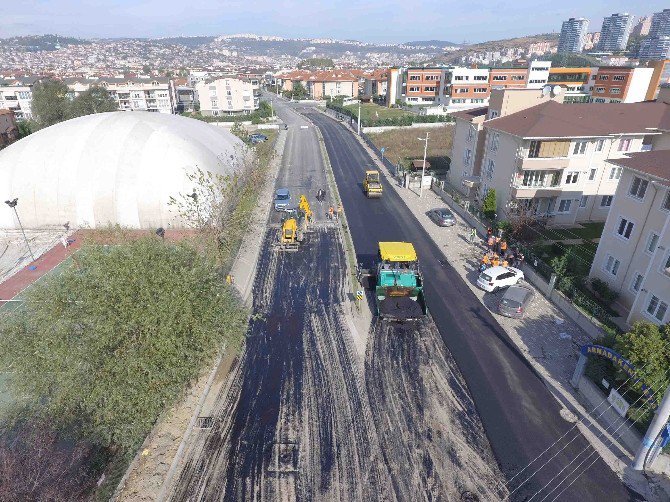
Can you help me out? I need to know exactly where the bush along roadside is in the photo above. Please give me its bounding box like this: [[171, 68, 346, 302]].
[[326, 101, 453, 127]]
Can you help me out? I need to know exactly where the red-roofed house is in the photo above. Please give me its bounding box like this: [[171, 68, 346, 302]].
[[0, 109, 18, 148]]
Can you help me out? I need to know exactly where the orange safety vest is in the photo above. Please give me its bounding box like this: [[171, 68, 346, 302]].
[[492, 258, 500, 267], [482, 255, 490, 264], [501, 241, 507, 251]]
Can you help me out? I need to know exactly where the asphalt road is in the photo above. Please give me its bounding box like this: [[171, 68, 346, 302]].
[[169, 100, 507, 501], [304, 109, 640, 502]]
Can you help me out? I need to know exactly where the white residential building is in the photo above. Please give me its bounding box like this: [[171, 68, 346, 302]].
[[598, 13, 634, 52], [0, 77, 40, 120], [526, 61, 552, 89], [67, 77, 175, 114], [558, 18, 590, 54], [195, 77, 259, 116], [589, 149, 670, 326]]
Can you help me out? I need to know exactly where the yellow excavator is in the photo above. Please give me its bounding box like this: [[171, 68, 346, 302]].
[[276, 194, 312, 251]]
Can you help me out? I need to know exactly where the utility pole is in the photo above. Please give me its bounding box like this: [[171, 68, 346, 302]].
[[270, 98, 274, 119], [418, 133, 429, 198], [357, 100, 361, 136], [633, 384, 670, 470], [5, 198, 35, 262]]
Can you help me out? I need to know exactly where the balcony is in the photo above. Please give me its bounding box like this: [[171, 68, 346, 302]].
[[511, 185, 563, 199], [517, 156, 569, 171]]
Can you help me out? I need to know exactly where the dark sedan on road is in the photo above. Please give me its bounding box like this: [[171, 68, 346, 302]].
[[498, 285, 535, 318], [427, 208, 456, 227]]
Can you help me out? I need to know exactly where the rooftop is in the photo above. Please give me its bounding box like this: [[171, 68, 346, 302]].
[[451, 106, 488, 122], [485, 100, 670, 139], [608, 150, 670, 185]]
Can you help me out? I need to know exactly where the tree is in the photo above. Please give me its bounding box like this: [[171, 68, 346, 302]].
[[482, 189, 496, 219], [0, 418, 102, 500], [0, 238, 248, 452], [17, 120, 36, 139], [31, 78, 70, 129], [69, 86, 118, 118], [291, 82, 309, 100], [615, 322, 670, 402]]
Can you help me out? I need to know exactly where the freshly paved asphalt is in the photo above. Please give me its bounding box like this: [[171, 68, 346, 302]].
[[304, 109, 640, 502]]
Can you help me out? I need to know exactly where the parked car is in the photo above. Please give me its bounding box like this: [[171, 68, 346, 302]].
[[274, 188, 291, 211], [249, 133, 268, 144], [498, 285, 535, 318], [476, 266, 524, 293], [427, 208, 456, 227]]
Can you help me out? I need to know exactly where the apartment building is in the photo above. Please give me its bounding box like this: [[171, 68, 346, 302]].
[[558, 18, 590, 54], [449, 88, 565, 198], [362, 69, 388, 98], [547, 67, 594, 103], [589, 149, 670, 326], [68, 77, 176, 114], [632, 15, 652, 37], [645, 60, 670, 100], [0, 76, 40, 120], [278, 70, 359, 99], [0, 109, 19, 148], [195, 77, 259, 116], [404, 67, 446, 106], [173, 78, 196, 113], [489, 67, 528, 90], [598, 13, 633, 52], [640, 9, 670, 61], [476, 100, 669, 226], [444, 67, 490, 109], [589, 67, 654, 103]]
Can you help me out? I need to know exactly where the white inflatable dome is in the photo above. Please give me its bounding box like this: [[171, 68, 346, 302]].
[[0, 111, 245, 229]]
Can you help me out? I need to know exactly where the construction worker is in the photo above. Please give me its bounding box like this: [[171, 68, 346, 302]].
[[494, 236, 501, 253], [487, 235, 494, 250], [500, 239, 508, 254], [480, 254, 490, 272], [502, 258, 508, 267], [492, 254, 500, 267], [328, 206, 334, 220], [469, 227, 477, 243]]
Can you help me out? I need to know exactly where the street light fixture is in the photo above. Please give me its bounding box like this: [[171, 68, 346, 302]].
[[5, 197, 36, 262], [417, 133, 429, 198], [156, 227, 165, 240]]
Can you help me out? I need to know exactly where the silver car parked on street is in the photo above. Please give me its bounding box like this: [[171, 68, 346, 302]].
[[498, 285, 535, 318], [427, 208, 456, 227]]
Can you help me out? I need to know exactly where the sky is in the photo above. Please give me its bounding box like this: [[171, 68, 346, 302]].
[[3, 1, 669, 44]]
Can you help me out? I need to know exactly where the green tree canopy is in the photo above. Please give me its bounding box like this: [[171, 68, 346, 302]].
[[298, 57, 335, 69], [615, 322, 670, 400], [69, 86, 119, 118], [482, 189, 496, 219], [0, 237, 248, 452], [31, 78, 70, 129]]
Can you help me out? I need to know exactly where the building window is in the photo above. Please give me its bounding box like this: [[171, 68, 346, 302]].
[[474, 88, 487, 93], [588, 168, 597, 181], [490, 133, 499, 152], [599, 75, 609, 80], [409, 86, 420, 92], [595, 87, 606, 93], [529, 140, 541, 158], [463, 148, 472, 166], [558, 199, 572, 213], [601, 195, 613, 207], [409, 75, 420, 81], [613, 75, 625, 81], [662, 191, 670, 212], [467, 126, 475, 142], [579, 195, 588, 208], [618, 138, 632, 151], [608, 167, 622, 180], [629, 176, 648, 200], [611, 88, 621, 95], [485, 159, 495, 179], [474, 75, 487, 81], [424, 86, 436, 92], [617, 217, 634, 239], [454, 75, 466, 81], [492, 75, 507, 81], [631, 273, 644, 293], [647, 233, 660, 254], [511, 75, 525, 81], [664, 254, 670, 277], [604, 255, 620, 276], [565, 171, 579, 184], [646, 295, 668, 322], [489, 110, 499, 119], [572, 141, 587, 155], [596, 139, 604, 152]]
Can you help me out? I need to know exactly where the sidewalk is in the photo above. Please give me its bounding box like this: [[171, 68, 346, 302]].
[[347, 123, 670, 500]]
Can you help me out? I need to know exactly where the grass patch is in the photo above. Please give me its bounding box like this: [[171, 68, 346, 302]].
[[344, 102, 415, 122], [540, 222, 605, 241], [532, 241, 598, 268], [366, 125, 454, 171]]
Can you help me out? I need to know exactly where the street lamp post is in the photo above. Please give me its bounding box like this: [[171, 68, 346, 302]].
[[357, 101, 361, 136], [5, 198, 36, 262], [417, 133, 429, 198]]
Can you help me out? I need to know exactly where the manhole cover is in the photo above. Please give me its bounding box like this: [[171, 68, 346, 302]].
[[268, 442, 298, 473], [195, 416, 214, 429]]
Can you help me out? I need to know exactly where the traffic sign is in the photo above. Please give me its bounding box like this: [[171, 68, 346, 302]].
[[380, 147, 386, 154], [356, 290, 364, 300]]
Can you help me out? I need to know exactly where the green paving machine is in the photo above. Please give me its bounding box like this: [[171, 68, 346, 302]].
[[359, 241, 428, 322]]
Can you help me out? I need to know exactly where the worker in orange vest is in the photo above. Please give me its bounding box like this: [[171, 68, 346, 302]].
[[492, 254, 500, 267], [501, 239, 508, 254], [328, 206, 334, 220]]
